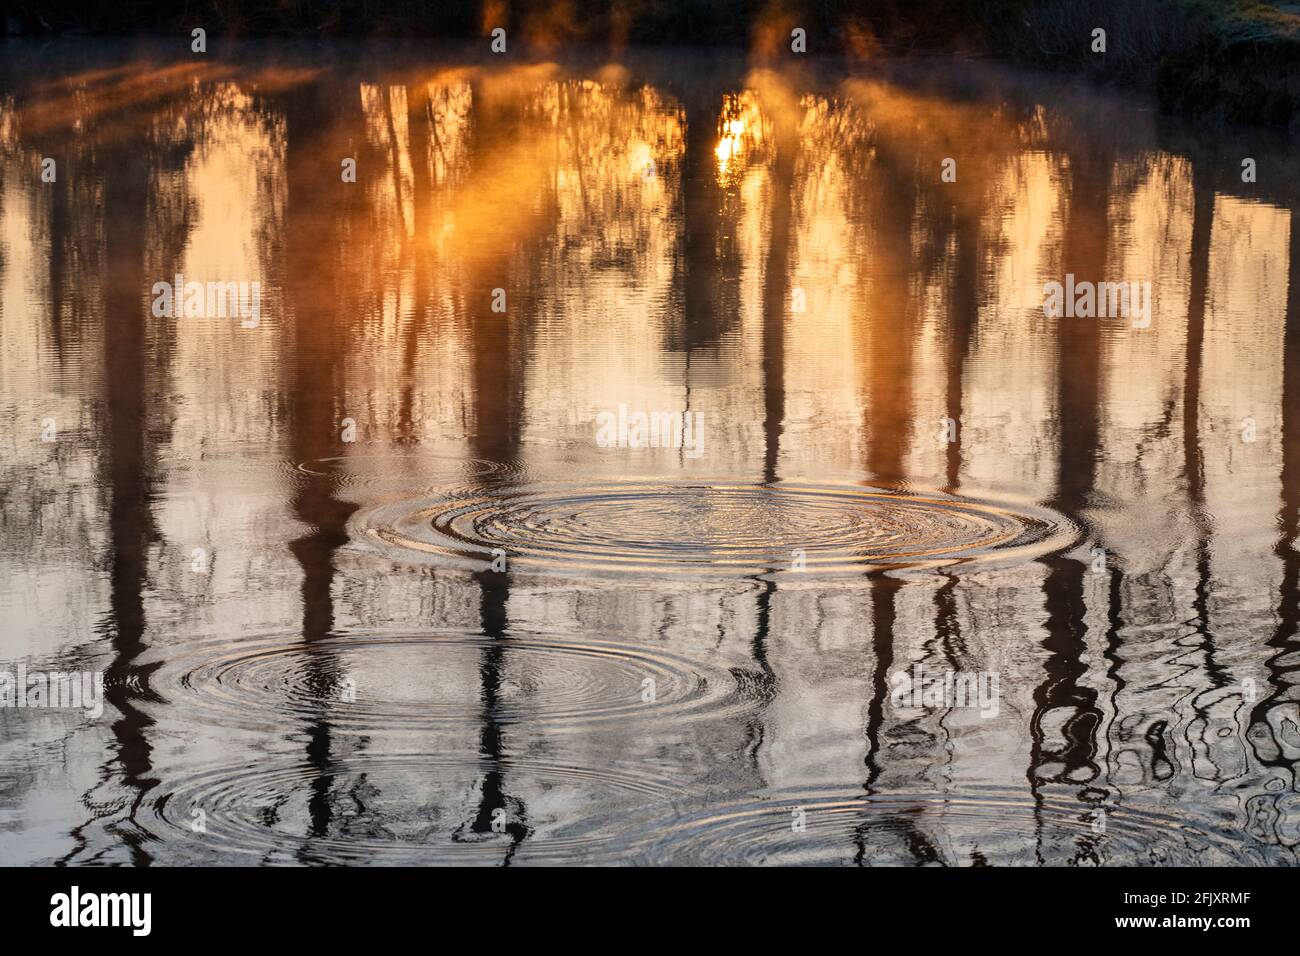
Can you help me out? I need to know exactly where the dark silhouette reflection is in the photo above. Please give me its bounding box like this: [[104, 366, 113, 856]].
[[399, 82, 434, 443], [1254, 206, 1300, 777], [677, 84, 739, 351], [45, 157, 71, 362], [854, 574, 903, 865], [1180, 162, 1234, 765], [1026, 149, 1110, 860], [87, 149, 163, 866], [1181, 162, 1231, 696], [455, 255, 534, 859], [944, 209, 979, 492], [733, 79, 798, 769], [442, 77, 553, 864], [453, 443, 533, 860], [45, 70, 192, 863], [858, 154, 921, 487], [282, 77, 360, 853], [454, 570, 532, 860], [861, 575, 902, 794], [759, 88, 795, 488]]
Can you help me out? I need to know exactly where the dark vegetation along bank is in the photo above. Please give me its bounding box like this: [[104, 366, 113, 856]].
[[4, 0, 1299, 127]]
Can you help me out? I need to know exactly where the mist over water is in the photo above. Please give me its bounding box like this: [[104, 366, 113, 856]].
[[2, 41, 1299, 866]]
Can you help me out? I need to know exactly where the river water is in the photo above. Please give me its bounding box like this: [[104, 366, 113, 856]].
[[1, 41, 1298, 865]]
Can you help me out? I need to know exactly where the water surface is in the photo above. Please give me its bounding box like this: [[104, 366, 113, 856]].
[[1, 41, 1299, 866]]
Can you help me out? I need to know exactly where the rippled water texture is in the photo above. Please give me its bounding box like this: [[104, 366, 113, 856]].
[[353, 480, 1076, 575], [2, 41, 1299, 866]]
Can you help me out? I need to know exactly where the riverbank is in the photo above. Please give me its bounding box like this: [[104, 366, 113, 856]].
[[5, 0, 1299, 128], [995, 0, 1300, 127]]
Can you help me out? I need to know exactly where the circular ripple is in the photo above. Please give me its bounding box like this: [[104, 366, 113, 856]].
[[152, 630, 744, 734], [148, 754, 679, 865], [292, 451, 524, 498], [295, 454, 514, 480], [351, 480, 1076, 576], [606, 784, 1291, 866]]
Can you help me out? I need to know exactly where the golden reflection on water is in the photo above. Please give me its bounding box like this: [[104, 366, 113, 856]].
[[1, 49, 1300, 865]]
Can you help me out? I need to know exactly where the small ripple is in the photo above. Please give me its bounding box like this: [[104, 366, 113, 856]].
[[288, 450, 527, 501], [350, 480, 1077, 577], [611, 784, 1287, 866], [150, 629, 746, 735], [148, 753, 680, 865]]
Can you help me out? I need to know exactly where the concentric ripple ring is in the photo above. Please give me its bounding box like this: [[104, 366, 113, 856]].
[[150, 629, 745, 735], [350, 480, 1077, 576], [147, 754, 682, 865], [600, 784, 1289, 866]]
